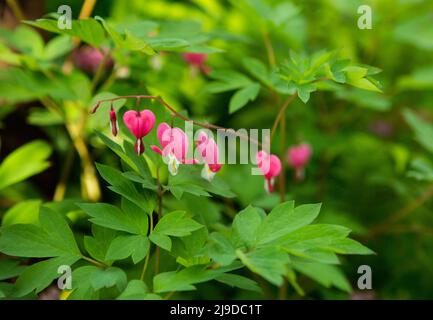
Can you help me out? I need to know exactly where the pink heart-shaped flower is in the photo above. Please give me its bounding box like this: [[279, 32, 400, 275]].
[[123, 110, 156, 139]]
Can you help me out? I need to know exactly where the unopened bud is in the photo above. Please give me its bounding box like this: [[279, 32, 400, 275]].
[[109, 107, 118, 136]]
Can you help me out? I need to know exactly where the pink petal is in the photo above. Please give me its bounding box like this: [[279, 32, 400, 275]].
[[123, 109, 156, 139], [288, 143, 312, 169]]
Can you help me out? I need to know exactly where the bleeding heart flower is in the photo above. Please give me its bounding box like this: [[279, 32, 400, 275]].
[[256, 151, 281, 193], [72, 45, 114, 75], [287, 143, 312, 181], [150, 123, 196, 175], [123, 110, 156, 155], [183, 53, 207, 66], [196, 131, 222, 181], [182, 52, 212, 75]]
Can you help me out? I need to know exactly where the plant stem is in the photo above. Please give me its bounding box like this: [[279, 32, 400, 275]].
[[6, 0, 25, 21], [140, 213, 153, 281], [78, 0, 97, 19], [92, 95, 263, 148], [262, 30, 276, 68], [163, 291, 176, 300], [261, 31, 290, 299], [277, 105, 288, 300], [270, 94, 296, 141], [53, 146, 75, 201], [278, 112, 286, 203], [67, 121, 101, 201], [82, 255, 107, 268], [154, 168, 163, 276]]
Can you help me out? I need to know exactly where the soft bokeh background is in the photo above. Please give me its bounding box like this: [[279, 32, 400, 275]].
[[1, 0, 433, 299]]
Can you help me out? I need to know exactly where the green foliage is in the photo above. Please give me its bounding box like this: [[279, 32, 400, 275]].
[[404, 109, 433, 154], [150, 211, 203, 251], [79, 202, 148, 235], [106, 234, 150, 264], [25, 18, 106, 48], [2, 200, 41, 226], [4, 0, 431, 301], [208, 201, 371, 286], [0, 141, 52, 190], [0, 207, 80, 258]]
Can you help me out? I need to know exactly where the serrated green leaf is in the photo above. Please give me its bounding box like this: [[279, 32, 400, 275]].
[[106, 234, 150, 264], [13, 255, 79, 297], [229, 83, 260, 113], [236, 247, 289, 286], [243, 57, 271, 85], [78, 202, 148, 235], [0, 207, 81, 258], [149, 233, 172, 251], [207, 233, 236, 266], [292, 262, 352, 292], [215, 273, 261, 292], [95, 16, 155, 55], [232, 206, 262, 247], [153, 264, 240, 293], [117, 280, 161, 300], [95, 163, 155, 214], [25, 18, 106, 47], [153, 211, 203, 237], [257, 202, 322, 245], [83, 225, 117, 264], [90, 267, 127, 292]]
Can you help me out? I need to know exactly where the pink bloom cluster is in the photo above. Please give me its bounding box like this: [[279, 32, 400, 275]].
[[107, 108, 222, 181], [104, 107, 312, 189]]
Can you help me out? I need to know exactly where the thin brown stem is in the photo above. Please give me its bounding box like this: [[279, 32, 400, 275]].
[[270, 95, 296, 141], [92, 95, 263, 148]]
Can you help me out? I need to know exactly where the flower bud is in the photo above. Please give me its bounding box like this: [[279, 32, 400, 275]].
[[109, 107, 118, 137]]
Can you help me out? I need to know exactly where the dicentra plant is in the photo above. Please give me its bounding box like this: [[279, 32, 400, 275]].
[[0, 4, 382, 299]]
